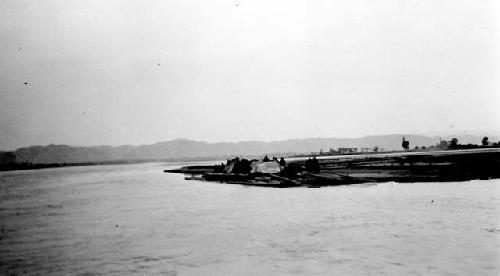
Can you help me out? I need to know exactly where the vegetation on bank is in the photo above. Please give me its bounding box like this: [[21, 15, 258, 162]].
[[306, 136, 500, 157]]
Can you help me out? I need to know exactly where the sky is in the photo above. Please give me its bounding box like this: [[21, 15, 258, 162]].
[[0, 0, 499, 150]]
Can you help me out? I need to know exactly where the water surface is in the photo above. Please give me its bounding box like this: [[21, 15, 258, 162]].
[[1, 163, 499, 275]]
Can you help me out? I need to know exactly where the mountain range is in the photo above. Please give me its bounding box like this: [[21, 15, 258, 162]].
[[1, 134, 495, 165]]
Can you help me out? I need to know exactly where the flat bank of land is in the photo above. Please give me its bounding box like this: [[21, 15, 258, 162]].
[[166, 148, 500, 187]]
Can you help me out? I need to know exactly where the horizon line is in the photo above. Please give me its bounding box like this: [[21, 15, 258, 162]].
[[4, 132, 498, 152]]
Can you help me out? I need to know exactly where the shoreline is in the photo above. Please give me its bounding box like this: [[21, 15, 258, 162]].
[[166, 148, 500, 187]]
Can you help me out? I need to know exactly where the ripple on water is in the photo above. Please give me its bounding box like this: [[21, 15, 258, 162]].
[[0, 165, 499, 275]]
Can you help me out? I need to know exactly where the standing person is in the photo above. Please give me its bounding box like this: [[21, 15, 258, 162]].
[[279, 157, 286, 167], [305, 158, 312, 172], [312, 156, 320, 173]]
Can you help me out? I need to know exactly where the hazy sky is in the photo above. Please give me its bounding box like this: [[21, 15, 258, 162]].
[[1, 0, 499, 150]]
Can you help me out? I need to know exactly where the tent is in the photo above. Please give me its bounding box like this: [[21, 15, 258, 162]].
[[250, 161, 281, 174]]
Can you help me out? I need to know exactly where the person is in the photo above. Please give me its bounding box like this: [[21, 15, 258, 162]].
[[263, 155, 270, 162], [279, 157, 286, 167], [239, 158, 251, 174], [232, 157, 241, 174], [214, 163, 225, 173], [305, 158, 312, 171], [312, 156, 320, 173]]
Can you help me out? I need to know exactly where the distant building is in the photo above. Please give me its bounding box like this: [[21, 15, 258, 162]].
[[338, 147, 358, 154]]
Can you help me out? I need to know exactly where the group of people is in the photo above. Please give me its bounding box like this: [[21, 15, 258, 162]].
[[227, 157, 252, 174], [305, 156, 320, 173], [214, 155, 320, 174], [263, 155, 287, 167], [214, 155, 287, 174]]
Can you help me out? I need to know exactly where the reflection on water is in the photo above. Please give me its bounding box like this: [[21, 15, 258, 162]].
[[1, 163, 499, 275]]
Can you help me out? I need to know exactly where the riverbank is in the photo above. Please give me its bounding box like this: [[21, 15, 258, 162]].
[[165, 148, 500, 187]]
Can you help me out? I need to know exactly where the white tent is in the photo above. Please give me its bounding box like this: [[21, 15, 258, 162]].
[[250, 161, 281, 174]]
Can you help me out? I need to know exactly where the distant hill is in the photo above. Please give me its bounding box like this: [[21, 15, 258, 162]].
[[3, 134, 495, 165]]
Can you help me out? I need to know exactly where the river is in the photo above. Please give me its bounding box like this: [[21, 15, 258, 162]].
[[1, 163, 499, 275]]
